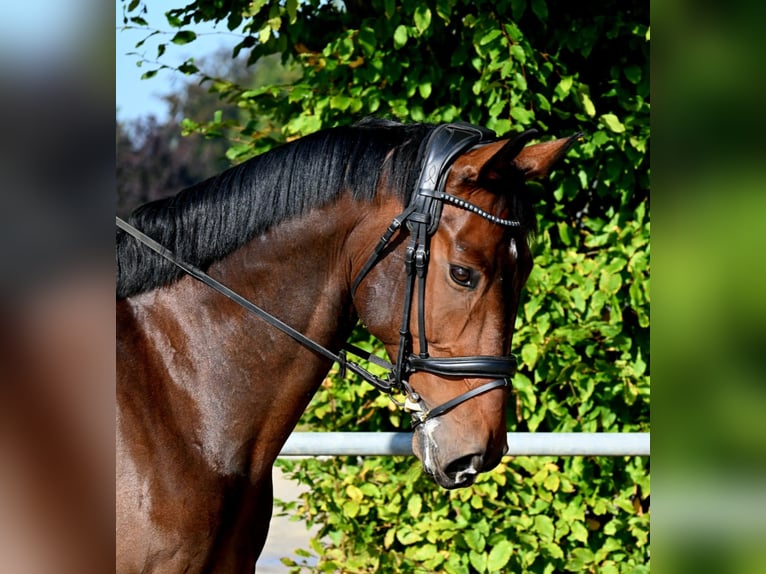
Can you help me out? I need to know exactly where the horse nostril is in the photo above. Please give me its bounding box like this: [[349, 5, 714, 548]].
[[444, 453, 483, 486]]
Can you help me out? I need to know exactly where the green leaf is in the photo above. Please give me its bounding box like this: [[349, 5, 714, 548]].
[[489, 99, 506, 118], [165, 11, 182, 27], [624, 64, 642, 84], [171, 30, 197, 45], [520, 343, 538, 369], [140, 69, 159, 80], [342, 499, 360, 517], [487, 540, 513, 571], [383, 527, 395, 549], [396, 527, 423, 545], [544, 541, 565, 561], [534, 515, 555, 540], [295, 548, 312, 558], [570, 520, 589, 543], [469, 550, 488, 573], [555, 76, 573, 100], [508, 45, 525, 66], [604, 256, 627, 274], [330, 95, 352, 110], [407, 543, 438, 562], [177, 61, 199, 75], [226, 143, 254, 161], [484, 118, 509, 135], [418, 82, 432, 100], [435, 0, 454, 22], [531, 0, 548, 21], [510, 106, 534, 124], [512, 372, 536, 411], [346, 484, 363, 501], [514, 70, 529, 91], [413, 6, 432, 35], [599, 270, 623, 294], [479, 29, 502, 46], [580, 92, 596, 117], [566, 547, 594, 570], [634, 348, 647, 376], [464, 529, 486, 552], [384, 0, 396, 19], [359, 482, 380, 498], [179, 117, 198, 133], [393, 25, 408, 48], [635, 200, 647, 224], [258, 24, 271, 43], [286, 0, 298, 23], [557, 221, 573, 246], [249, 0, 268, 14], [504, 21, 523, 42], [571, 288, 586, 313], [267, 15, 282, 32], [227, 11, 242, 31], [358, 26, 377, 57], [407, 493, 422, 518], [601, 113, 626, 133], [543, 473, 560, 492]]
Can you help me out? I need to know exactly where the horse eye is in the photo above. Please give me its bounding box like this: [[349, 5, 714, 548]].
[[449, 265, 475, 287]]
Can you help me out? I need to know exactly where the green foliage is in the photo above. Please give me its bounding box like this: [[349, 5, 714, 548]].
[[277, 454, 649, 573], [122, 0, 649, 571]]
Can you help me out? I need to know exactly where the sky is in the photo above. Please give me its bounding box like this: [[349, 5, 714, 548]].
[[116, 0, 243, 122]]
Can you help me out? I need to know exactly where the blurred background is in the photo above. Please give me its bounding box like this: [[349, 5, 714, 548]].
[[651, 1, 766, 572], [0, 2, 114, 573]]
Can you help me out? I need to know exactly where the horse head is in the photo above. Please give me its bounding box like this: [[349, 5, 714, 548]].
[[352, 128, 578, 488]]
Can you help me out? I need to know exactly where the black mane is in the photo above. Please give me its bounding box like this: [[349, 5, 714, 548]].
[[116, 119, 431, 298]]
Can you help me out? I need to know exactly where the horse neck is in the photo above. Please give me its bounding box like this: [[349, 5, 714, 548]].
[[120, 193, 396, 478]]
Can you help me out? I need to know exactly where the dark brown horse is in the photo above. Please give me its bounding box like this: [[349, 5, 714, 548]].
[[116, 119, 577, 573]]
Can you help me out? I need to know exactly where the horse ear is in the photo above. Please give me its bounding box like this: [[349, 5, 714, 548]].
[[513, 132, 582, 179], [479, 130, 582, 183]]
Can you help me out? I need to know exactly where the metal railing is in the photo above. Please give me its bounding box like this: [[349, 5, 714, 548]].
[[278, 432, 650, 457]]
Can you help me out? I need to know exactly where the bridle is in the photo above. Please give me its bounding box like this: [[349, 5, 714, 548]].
[[117, 122, 528, 427]]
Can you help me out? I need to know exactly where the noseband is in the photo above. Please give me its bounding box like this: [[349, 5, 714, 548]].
[[117, 122, 524, 428]]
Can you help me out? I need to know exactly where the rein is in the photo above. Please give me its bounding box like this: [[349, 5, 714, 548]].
[[117, 122, 522, 427], [116, 217, 395, 394]]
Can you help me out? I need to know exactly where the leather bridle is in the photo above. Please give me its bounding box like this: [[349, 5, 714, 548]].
[[117, 122, 526, 427]]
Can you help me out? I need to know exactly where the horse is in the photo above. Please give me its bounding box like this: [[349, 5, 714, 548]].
[[116, 118, 578, 573]]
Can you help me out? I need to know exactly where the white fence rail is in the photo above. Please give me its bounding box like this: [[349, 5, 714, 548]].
[[279, 432, 650, 457]]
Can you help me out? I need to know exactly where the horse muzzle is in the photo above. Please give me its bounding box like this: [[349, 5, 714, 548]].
[[412, 416, 509, 489]]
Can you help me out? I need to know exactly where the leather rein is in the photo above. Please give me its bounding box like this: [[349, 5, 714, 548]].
[[117, 122, 521, 427]]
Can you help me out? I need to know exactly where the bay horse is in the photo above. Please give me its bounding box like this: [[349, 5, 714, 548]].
[[116, 119, 577, 573]]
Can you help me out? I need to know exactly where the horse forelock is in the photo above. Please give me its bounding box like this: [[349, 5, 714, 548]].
[[116, 119, 432, 299]]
